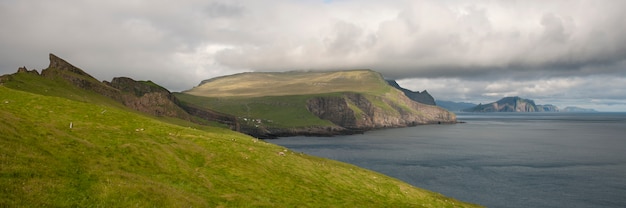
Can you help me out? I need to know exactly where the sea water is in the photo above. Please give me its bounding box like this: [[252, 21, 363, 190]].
[[269, 113, 626, 208]]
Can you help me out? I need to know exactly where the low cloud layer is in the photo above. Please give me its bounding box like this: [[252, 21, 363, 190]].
[[1, 0, 625, 110]]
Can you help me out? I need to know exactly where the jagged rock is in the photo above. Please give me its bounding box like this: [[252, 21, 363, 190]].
[[386, 80, 436, 105], [41, 53, 121, 100], [15, 66, 39, 75]]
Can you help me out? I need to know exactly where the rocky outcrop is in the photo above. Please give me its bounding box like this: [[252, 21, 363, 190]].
[[105, 77, 191, 119], [42, 54, 122, 100], [17, 66, 39, 75], [0, 67, 39, 83], [386, 80, 436, 105], [465, 96, 539, 112]]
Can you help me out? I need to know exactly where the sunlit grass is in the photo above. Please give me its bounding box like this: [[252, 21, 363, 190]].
[[0, 86, 480, 207]]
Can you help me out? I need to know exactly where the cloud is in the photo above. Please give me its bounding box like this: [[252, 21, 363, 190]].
[[1, 0, 625, 110]]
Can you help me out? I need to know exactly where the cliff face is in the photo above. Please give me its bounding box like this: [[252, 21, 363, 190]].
[[307, 92, 456, 131], [465, 96, 539, 112], [386, 80, 436, 105], [106, 77, 191, 119]]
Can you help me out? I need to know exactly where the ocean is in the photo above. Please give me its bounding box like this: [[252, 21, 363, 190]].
[[268, 112, 626, 208]]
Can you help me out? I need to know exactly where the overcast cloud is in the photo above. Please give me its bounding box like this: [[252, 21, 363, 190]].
[[1, 0, 625, 111]]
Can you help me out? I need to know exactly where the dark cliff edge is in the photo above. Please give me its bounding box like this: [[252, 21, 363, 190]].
[[386, 80, 436, 105]]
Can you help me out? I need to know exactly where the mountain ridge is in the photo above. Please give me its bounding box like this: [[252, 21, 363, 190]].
[[0, 53, 237, 129], [386, 80, 436, 105]]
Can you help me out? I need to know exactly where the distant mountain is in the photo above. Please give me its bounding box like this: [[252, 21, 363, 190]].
[[536, 104, 560, 112], [562, 106, 597, 112], [386, 80, 436, 105], [463, 96, 565, 112], [436, 100, 477, 112]]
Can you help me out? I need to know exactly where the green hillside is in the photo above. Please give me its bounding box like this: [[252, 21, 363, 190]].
[[186, 69, 390, 97], [176, 92, 336, 128], [0, 86, 479, 207], [0, 68, 124, 108]]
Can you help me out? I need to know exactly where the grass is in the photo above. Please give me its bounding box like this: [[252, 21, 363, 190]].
[[0, 86, 481, 207], [1, 70, 124, 108], [185, 69, 391, 97], [176, 92, 336, 128]]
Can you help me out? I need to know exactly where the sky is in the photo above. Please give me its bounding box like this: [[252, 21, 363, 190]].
[[1, 0, 625, 111]]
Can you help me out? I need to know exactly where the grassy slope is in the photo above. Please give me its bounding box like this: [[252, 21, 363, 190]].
[[178, 70, 421, 128], [2, 71, 228, 129], [0, 86, 479, 207], [2, 71, 124, 108], [176, 92, 337, 128]]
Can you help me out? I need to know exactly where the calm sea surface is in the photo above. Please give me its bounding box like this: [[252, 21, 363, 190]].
[[269, 113, 626, 208]]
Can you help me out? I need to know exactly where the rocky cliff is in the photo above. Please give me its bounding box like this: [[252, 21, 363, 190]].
[[386, 80, 436, 105], [307, 93, 454, 130], [105, 77, 191, 119]]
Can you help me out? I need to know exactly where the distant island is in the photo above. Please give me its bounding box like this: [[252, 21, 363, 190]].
[[561, 106, 597, 112], [461, 96, 596, 113]]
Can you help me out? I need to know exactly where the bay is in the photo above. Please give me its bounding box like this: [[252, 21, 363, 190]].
[[268, 112, 626, 208]]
